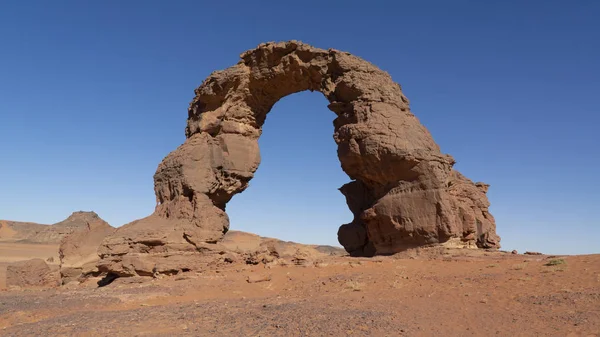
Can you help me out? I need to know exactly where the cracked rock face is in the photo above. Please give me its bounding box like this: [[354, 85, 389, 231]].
[[98, 41, 500, 275]]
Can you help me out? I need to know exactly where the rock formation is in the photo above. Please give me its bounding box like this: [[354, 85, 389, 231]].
[[6, 259, 59, 289], [98, 41, 500, 276], [220, 230, 345, 266], [221, 231, 345, 257], [59, 217, 115, 284]]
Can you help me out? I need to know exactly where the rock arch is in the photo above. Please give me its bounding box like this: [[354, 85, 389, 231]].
[[98, 41, 500, 276]]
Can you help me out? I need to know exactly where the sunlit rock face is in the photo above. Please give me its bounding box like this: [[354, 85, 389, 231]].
[[98, 41, 500, 276]]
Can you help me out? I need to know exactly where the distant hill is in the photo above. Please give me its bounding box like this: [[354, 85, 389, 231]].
[[0, 211, 107, 244]]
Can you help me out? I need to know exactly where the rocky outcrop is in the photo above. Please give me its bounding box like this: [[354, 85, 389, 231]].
[[221, 231, 345, 256], [98, 41, 500, 275], [6, 259, 59, 289], [59, 217, 116, 284], [97, 229, 342, 277], [221, 231, 345, 266], [0, 211, 104, 244]]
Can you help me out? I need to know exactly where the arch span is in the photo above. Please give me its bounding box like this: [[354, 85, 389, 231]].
[[98, 41, 500, 276]]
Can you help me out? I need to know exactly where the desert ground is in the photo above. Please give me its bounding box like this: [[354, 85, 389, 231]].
[[1, 241, 598, 337]]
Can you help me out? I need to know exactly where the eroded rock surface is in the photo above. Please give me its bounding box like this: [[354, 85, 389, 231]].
[[98, 41, 500, 275], [59, 217, 115, 284], [221, 230, 345, 267], [6, 259, 59, 289]]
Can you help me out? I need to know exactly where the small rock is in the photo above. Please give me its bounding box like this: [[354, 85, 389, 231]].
[[524, 251, 542, 255], [511, 250, 518, 254], [246, 274, 272, 283]]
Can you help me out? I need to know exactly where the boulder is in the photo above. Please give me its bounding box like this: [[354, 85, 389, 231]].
[[98, 41, 500, 276], [6, 258, 59, 289], [59, 217, 115, 284]]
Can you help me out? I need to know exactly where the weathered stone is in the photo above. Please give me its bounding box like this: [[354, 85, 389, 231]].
[[6, 258, 59, 289], [98, 41, 500, 275], [59, 217, 115, 284], [246, 274, 272, 283]]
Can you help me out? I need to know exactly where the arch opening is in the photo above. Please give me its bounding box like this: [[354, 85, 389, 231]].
[[226, 91, 352, 246]]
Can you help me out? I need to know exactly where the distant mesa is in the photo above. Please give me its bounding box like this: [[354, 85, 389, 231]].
[[0, 211, 104, 244], [95, 40, 500, 279]]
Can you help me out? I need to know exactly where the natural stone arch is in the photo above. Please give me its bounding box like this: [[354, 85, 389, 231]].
[[98, 41, 500, 276]]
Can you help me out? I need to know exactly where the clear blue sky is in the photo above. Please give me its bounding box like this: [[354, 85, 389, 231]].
[[1, 1, 598, 255]]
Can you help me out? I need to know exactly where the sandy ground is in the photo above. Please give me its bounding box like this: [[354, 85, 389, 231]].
[[0, 244, 598, 337], [0, 243, 59, 290]]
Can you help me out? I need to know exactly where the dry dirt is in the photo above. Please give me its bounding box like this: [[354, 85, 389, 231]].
[[0, 243, 598, 337]]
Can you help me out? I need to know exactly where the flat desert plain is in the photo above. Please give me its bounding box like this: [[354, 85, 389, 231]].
[[0, 242, 598, 337]]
